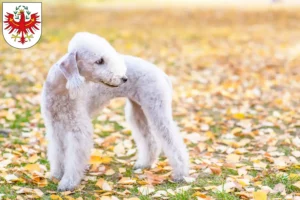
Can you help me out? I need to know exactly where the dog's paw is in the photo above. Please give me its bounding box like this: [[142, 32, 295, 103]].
[[133, 162, 151, 170], [172, 176, 185, 183], [172, 172, 188, 183], [50, 171, 63, 181], [57, 178, 79, 192]]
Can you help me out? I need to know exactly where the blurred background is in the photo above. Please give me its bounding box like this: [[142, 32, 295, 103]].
[[1, 0, 300, 125]]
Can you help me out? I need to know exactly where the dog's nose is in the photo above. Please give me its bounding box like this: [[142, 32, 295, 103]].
[[121, 77, 128, 83]]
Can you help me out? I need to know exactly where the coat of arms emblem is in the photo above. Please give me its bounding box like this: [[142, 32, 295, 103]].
[[2, 2, 42, 49]]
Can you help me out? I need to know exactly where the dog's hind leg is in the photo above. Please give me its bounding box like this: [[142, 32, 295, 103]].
[[141, 99, 189, 181], [58, 118, 93, 191], [125, 99, 161, 169]]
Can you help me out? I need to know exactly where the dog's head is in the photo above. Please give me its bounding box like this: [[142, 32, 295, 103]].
[[58, 32, 127, 99]]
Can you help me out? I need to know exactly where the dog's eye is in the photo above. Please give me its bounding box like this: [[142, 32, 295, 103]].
[[95, 58, 105, 65]]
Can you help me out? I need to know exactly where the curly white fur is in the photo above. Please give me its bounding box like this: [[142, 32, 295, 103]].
[[41, 32, 189, 191]]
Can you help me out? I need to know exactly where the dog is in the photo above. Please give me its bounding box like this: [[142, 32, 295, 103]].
[[41, 32, 189, 191]]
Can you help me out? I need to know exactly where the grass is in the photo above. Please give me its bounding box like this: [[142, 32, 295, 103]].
[[212, 191, 240, 200], [262, 174, 300, 194]]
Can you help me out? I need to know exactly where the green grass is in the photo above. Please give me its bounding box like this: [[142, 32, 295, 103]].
[[277, 146, 292, 156], [262, 174, 300, 194], [221, 168, 238, 176], [212, 191, 240, 200], [169, 191, 192, 200], [0, 185, 17, 199], [268, 193, 284, 199]]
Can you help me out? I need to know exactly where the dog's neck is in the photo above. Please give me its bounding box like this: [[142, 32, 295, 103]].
[[45, 64, 69, 96]]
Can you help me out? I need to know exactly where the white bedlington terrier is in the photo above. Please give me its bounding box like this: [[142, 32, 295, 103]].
[[41, 32, 189, 191]]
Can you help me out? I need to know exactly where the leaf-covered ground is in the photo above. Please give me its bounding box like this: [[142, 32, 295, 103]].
[[0, 3, 300, 200]]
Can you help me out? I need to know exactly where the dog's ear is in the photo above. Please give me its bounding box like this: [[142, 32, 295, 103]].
[[59, 52, 85, 99]]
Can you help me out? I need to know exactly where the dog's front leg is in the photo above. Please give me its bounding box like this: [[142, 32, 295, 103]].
[[58, 120, 93, 191], [47, 126, 65, 180]]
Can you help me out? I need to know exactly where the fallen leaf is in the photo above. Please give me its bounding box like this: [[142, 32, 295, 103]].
[[138, 185, 155, 195], [96, 178, 112, 191], [118, 177, 136, 185], [28, 154, 39, 163], [183, 176, 196, 183], [24, 164, 41, 172], [226, 154, 241, 163], [209, 166, 222, 175], [292, 151, 300, 158], [293, 181, 300, 189], [152, 190, 167, 198], [89, 156, 112, 164], [253, 190, 267, 200], [175, 185, 191, 193], [4, 174, 19, 182], [105, 169, 115, 176]]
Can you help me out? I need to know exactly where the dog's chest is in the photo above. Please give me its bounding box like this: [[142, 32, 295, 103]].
[[86, 84, 116, 117]]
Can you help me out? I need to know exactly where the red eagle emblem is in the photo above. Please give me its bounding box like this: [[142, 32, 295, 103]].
[[4, 5, 40, 44]]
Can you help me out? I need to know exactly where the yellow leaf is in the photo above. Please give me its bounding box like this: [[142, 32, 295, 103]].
[[119, 168, 126, 173], [118, 177, 136, 184], [35, 178, 48, 187], [253, 191, 267, 200], [226, 154, 241, 163], [233, 113, 245, 120], [24, 164, 41, 172], [105, 169, 115, 176], [293, 181, 300, 189], [50, 195, 63, 200], [193, 191, 207, 198], [197, 143, 207, 152], [289, 174, 300, 179], [231, 127, 242, 135], [100, 196, 111, 200], [28, 154, 39, 163], [236, 179, 250, 187], [96, 178, 112, 191], [61, 191, 72, 196], [206, 131, 215, 140], [204, 185, 217, 190], [89, 156, 112, 164], [6, 112, 16, 121], [254, 181, 262, 186]]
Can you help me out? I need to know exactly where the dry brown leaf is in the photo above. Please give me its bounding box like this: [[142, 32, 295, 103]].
[[209, 166, 222, 175]]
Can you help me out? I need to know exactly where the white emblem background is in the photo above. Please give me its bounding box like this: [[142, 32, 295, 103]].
[[2, 2, 42, 49]]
